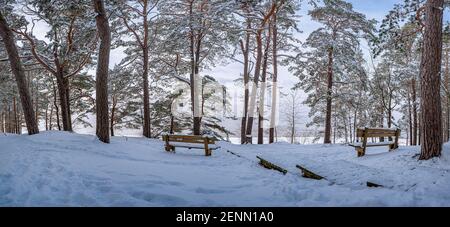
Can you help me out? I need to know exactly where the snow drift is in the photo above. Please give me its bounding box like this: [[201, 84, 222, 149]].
[[1, 131, 450, 206]]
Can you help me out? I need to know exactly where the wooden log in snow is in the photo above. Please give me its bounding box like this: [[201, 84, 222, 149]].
[[295, 165, 324, 180], [256, 156, 288, 175], [366, 181, 383, 188]]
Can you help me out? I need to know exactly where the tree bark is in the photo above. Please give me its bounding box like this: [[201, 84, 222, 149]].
[[51, 79, 61, 131], [240, 18, 251, 144], [0, 111, 4, 133], [93, 0, 111, 143], [269, 11, 278, 144], [45, 101, 48, 131], [411, 78, 418, 145], [110, 96, 116, 137], [49, 101, 53, 130], [55, 76, 71, 131], [379, 107, 385, 142], [142, 0, 151, 138], [444, 47, 450, 142], [35, 84, 39, 124], [245, 29, 263, 144], [419, 0, 444, 160], [0, 12, 39, 135], [13, 97, 18, 134], [324, 46, 333, 144], [407, 88, 413, 146]]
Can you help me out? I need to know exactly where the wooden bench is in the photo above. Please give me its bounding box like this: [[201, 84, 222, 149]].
[[162, 135, 219, 156], [349, 127, 401, 157]]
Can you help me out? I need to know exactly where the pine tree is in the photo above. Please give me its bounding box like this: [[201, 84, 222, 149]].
[[0, 8, 39, 135], [290, 0, 374, 144], [13, 0, 98, 132], [93, 0, 111, 143], [158, 0, 236, 135], [114, 0, 160, 138], [419, 0, 444, 160]]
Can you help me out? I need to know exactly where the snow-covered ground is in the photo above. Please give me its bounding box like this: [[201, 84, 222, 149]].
[[1, 131, 450, 207]]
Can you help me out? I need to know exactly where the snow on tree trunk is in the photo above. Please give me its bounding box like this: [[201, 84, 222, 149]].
[[258, 23, 272, 145], [419, 0, 444, 160], [240, 18, 251, 144], [193, 71, 201, 135], [0, 12, 39, 135], [245, 3, 276, 144], [93, 0, 111, 144]]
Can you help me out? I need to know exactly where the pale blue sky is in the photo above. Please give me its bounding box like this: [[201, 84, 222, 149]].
[[23, 1, 450, 132]]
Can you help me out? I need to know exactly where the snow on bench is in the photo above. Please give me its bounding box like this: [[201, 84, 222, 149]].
[[350, 128, 400, 157], [162, 135, 220, 156]]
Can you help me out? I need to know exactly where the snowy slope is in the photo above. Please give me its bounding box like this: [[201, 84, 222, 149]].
[[1, 131, 450, 207]]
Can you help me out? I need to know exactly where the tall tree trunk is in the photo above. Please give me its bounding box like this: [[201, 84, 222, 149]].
[[0, 111, 4, 133], [45, 101, 48, 131], [55, 75, 71, 131], [290, 94, 295, 144], [245, 30, 263, 144], [353, 109, 357, 143], [444, 47, 450, 142], [7, 103, 11, 133], [49, 102, 53, 130], [222, 86, 227, 117], [52, 79, 61, 131], [411, 78, 418, 145], [13, 97, 18, 134], [35, 84, 39, 124], [170, 114, 174, 134], [324, 46, 333, 144], [188, 2, 201, 136], [378, 107, 385, 142], [93, 0, 111, 144], [65, 83, 72, 131], [193, 39, 202, 135], [407, 89, 413, 146], [110, 97, 116, 137], [258, 23, 271, 145], [0, 12, 39, 135], [269, 12, 278, 144], [419, 0, 444, 160], [240, 19, 250, 144], [142, 0, 151, 138], [343, 113, 351, 144], [333, 113, 337, 144]]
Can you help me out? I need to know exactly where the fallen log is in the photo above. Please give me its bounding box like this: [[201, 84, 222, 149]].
[[295, 165, 324, 180], [366, 181, 383, 188], [256, 156, 288, 175]]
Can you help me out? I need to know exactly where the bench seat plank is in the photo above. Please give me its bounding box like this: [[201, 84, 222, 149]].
[[349, 141, 394, 148], [169, 142, 220, 150]]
